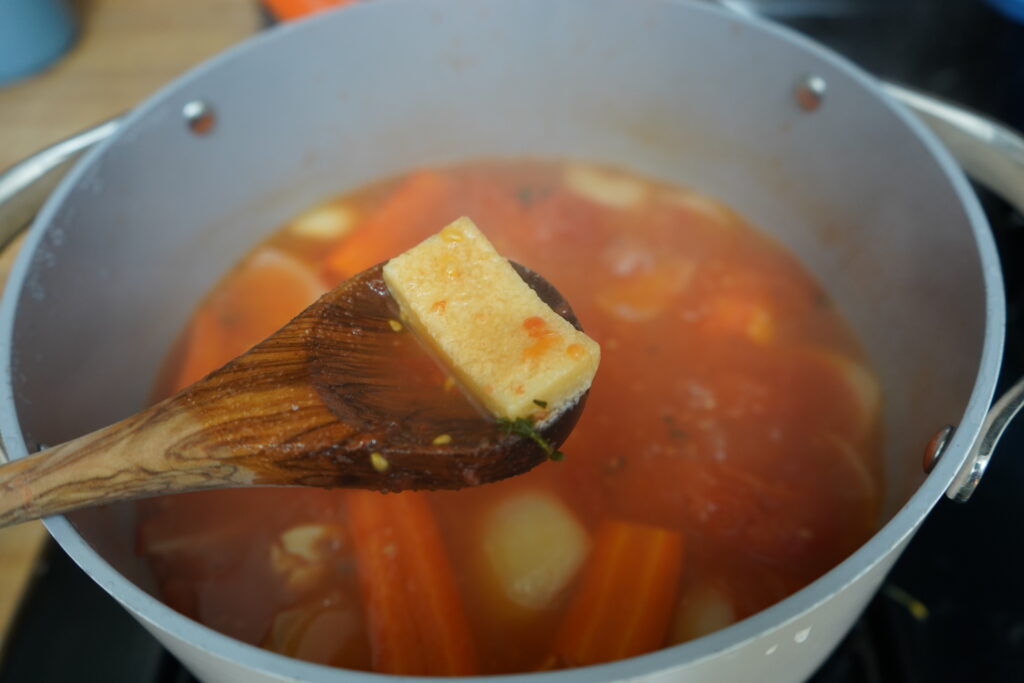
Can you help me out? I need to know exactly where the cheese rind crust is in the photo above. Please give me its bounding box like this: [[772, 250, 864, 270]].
[[382, 217, 600, 421]]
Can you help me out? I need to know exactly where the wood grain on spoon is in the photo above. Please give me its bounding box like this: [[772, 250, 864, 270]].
[[0, 262, 588, 528]]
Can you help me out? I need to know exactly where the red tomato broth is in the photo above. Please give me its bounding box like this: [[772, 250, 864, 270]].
[[138, 159, 883, 675]]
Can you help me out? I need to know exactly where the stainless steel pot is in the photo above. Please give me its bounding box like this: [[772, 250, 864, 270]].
[[0, 1, 1021, 681]]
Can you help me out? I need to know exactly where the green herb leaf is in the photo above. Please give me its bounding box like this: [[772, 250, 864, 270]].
[[533, 399, 548, 408], [497, 416, 564, 461]]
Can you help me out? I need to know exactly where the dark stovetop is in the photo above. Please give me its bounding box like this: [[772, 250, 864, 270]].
[[2, 2, 1023, 681]]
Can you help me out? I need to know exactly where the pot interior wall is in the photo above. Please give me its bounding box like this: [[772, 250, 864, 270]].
[[6, 0, 986, 595]]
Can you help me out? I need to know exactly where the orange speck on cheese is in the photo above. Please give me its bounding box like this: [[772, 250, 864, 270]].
[[431, 300, 448, 314], [566, 344, 586, 360], [523, 316, 551, 337], [525, 337, 559, 361], [522, 316, 560, 361]]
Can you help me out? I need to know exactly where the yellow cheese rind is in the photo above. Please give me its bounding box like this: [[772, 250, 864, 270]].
[[382, 217, 600, 421]]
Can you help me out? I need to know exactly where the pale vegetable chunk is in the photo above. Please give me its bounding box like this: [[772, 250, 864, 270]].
[[270, 523, 347, 594], [482, 491, 589, 610], [665, 189, 738, 229], [565, 163, 647, 209], [289, 203, 356, 240], [383, 217, 600, 421], [809, 350, 882, 441], [263, 592, 369, 668], [671, 583, 737, 643], [278, 523, 345, 562], [821, 433, 881, 529]]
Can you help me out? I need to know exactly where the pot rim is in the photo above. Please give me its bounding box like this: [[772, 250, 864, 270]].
[[0, 0, 1004, 680]]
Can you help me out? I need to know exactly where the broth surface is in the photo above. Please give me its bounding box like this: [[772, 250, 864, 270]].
[[139, 160, 883, 674]]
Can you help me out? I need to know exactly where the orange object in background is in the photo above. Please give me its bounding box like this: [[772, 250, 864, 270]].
[[263, 0, 358, 21]]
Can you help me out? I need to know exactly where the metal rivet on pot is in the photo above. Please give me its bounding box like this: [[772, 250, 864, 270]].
[[794, 75, 826, 112], [923, 424, 954, 474], [182, 100, 216, 135]]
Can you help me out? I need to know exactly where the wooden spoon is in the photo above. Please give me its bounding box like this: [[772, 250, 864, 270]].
[[0, 262, 588, 528]]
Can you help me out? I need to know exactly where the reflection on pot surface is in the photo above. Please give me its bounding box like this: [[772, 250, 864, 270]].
[[138, 159, 883, 675]]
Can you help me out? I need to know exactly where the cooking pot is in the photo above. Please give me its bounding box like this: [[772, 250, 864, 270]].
[[0, 0, 1021, 681]]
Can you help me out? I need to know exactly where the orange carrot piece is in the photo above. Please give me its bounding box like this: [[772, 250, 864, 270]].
[[324, 171, 454, 281], [346, 491, 478, 675], [549, 519, 685, 667], [213, 247, 326, 356], [173, 308, 232, 392], [700, 293, 776, 344], [171, 248, 325, 392]]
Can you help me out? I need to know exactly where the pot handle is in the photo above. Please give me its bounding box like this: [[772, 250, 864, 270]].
[[883, 83, 1024, 213], [0, 117, 121, 465], [946, 378, 1024, 502], [0, 117, 122, 251], [883, 83, 1024, 502]]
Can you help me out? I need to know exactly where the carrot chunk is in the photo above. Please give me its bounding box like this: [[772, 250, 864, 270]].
[[173, 307, 232, 393], [325, 171, 454, 280], [548, 519, 685, 667], [172, 247, 325, 391], [346, 491, 478, 675]]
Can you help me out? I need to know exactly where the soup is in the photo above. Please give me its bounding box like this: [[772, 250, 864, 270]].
[[138, 160, 882, 675]]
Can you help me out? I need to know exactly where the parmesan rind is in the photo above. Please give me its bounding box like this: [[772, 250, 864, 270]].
[[382, 217, 600, 421]]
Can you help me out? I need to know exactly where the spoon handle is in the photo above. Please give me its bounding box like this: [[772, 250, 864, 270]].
[[0, 324, 377, 528], [0, 396, 255, 528]]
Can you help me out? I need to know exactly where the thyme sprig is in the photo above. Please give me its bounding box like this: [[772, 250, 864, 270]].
[[497, 416, 565, 461]]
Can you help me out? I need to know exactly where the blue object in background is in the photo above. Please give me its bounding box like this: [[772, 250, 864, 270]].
[[0, 0, 78, 86], [988, 0, 1024, 23]]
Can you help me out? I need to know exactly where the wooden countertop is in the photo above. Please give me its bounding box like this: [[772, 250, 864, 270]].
[[0, 0, 260, 645]]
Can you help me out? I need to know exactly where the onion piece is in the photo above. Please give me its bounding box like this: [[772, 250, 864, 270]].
[[564, 163, 647, 209], [288, 203, 356, 240], [671, 583, 737, 643]]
